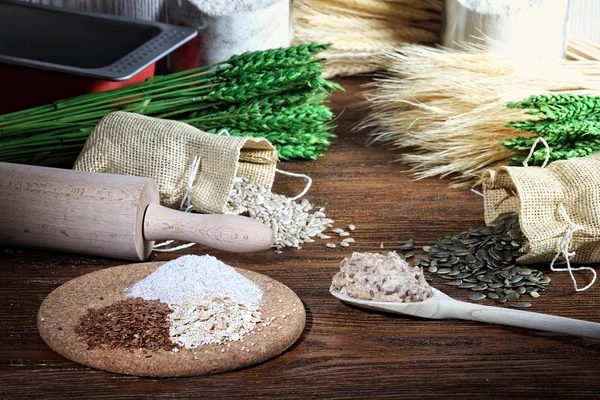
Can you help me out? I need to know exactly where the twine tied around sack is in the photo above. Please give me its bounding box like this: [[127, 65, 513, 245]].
[[154, 129, 231, 252], [153, 153, 203, 253], [522, 136, 551, 168], [274, 169, 313, 200], [154, 129, 313, 252], [522, 137, 597, 292], [550, 203, 597, 292]]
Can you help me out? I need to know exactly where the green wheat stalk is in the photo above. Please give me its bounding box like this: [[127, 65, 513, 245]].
[[0, 44, 340, 165], [502, 93, 600, 165]]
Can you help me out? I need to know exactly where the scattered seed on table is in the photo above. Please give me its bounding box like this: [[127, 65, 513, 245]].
[[342, 238, 355, 243], [339, 231, 350, 237], [380, 243, 385, 248], [347, 224, 356, 231], [470, 293, 486, 301], [511, 302, 532, 308], [319, 235, 331, 239], [332, 228, 344, 234], [517, 267, 532, 276], [506, 290, 520, 301], [422, 246, 431, 252], [530, 291, 540, 298], [400, 239, 415, 250], [326, 243, 336, 248], [226, 178, 334, 250], [440, 275, 457, 280], [340, 241, 350, 247]]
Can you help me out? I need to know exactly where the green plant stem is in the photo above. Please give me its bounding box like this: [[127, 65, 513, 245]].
[[0, 48, 330, 128], [0, 43, 338, 165]]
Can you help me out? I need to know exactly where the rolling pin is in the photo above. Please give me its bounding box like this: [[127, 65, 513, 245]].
[[0, 162, 274, 260]]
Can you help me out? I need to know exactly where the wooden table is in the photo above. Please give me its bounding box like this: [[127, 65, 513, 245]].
[[1, 77, 599, 399]]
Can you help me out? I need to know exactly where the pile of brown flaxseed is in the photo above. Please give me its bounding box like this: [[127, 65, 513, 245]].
[[75, 297, 178, 352]]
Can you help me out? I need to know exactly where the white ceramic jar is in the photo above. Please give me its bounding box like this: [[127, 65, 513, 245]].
[[443, 0, 571, 59], [167, 0, 291, 69]]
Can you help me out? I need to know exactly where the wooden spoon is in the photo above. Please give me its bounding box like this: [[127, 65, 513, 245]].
[[330, 287, 600, 339]]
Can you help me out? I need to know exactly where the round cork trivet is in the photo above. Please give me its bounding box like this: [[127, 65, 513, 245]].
[[37, 262, 305, 377]]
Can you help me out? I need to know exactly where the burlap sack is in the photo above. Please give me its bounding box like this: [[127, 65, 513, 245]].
[[73, 112, 278, 214], [483, 153, 600, 265]]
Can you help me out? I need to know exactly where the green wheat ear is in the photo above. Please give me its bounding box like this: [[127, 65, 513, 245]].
[[508, 94, 600, 120], [225, 43, 332, 72], [502, 93, 600, 166]]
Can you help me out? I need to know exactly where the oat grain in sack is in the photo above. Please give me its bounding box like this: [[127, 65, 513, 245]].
[[483, 153, 600, 290], [74, 112, 278, 214]]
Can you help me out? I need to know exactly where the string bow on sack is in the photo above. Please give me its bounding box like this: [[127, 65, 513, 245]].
[[483, 138, 599, 292]]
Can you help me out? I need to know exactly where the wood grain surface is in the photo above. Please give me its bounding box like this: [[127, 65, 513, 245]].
[[1, 76, 600, 399]]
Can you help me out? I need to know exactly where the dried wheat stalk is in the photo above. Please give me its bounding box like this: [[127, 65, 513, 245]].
[[358, 44, 600, 187], [292, 0, 443, 78]]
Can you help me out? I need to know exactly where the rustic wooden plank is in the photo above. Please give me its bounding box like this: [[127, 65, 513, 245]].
[[1, 76, 599, 399]]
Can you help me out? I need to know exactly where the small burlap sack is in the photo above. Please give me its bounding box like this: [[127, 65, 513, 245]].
[[483, 153, 600, 266], [74, 112, 278, 214]]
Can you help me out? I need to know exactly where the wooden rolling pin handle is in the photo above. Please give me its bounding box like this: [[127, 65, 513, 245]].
[[142, 203, 274, 253]]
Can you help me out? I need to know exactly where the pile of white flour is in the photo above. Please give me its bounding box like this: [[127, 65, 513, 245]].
[[125, 254, 263, 307]]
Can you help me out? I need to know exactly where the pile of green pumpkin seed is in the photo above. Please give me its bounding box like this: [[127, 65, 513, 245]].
[[413, 212, 551, 308]]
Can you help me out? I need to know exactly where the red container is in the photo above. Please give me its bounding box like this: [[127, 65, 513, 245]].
[[0, 63, 156, 114], [0, 0, 196, 115]]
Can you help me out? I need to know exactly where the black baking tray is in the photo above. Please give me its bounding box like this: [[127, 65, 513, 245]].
[[0, 0, 197, 81]]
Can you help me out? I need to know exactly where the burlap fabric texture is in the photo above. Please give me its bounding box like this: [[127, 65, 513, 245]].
[[74, 112, 278, 214], [483, 153, 600, 265]]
